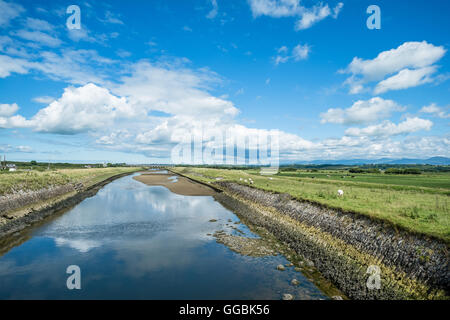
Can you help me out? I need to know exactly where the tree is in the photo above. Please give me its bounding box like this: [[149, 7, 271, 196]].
[[30, 160, 37, 165]]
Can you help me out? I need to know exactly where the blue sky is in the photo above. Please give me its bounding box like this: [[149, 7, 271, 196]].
[[0, 0, 449, 163]]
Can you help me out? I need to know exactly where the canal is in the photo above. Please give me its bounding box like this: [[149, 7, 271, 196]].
[[0, 173, 328, 299]]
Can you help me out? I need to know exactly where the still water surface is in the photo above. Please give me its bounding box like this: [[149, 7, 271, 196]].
[[0, 174, 328, 299]]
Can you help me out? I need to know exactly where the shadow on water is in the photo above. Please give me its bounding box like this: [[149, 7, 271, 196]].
[[0, 174, 330, 300]]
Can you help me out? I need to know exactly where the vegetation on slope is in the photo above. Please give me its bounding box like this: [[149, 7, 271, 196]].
[[0, 167, 138, 196], [172, 167, 450, 242]]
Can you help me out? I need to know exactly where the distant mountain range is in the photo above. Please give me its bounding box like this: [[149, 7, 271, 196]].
[[281, 157, 450, 166]]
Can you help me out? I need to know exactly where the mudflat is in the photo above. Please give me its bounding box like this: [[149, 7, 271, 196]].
[[133, 173, 216, 196]]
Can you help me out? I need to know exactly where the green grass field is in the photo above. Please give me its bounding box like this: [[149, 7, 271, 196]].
[[278, 171, 450, 190], [0, 167, 139, 196], [172, 167, 450, 242]]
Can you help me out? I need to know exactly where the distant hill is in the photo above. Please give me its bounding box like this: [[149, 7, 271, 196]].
[[281, 157, 450, 166]]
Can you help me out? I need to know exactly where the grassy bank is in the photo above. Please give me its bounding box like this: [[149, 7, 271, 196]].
[[0, 167, 139, 196], [172, 167, 450, 242]]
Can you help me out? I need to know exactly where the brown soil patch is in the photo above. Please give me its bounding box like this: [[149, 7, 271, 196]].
[[133, 173, 216, 196]]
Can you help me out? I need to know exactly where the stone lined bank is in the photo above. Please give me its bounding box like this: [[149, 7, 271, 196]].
[[210, 181, 449, 300], [0, 172, 136, 239]]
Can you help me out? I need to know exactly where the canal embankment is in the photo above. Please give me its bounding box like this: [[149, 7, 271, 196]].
[[212, 182, 449, 300], [170, 168, 449, 300], [0, 170, 139, 238]]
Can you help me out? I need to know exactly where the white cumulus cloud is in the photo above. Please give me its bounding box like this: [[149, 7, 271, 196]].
[[0, 102, 30, 129], [320, 97, 405, 125], [274, 43, 310, 64], [345, 117, 433, 137], [248, 0, 343, 30], [0, 114, 30, 129], [31, 83, 131, 134], [342, 41, 446, 94], [295, 3, 332, 30], [0, 103, 18, 117], [420, 103, 449, 119], [113, 60, 239, 118], [374, 66, 436, 94], [292, 43, 310, 60]]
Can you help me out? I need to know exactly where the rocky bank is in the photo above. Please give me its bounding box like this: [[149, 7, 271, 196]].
[[213, 181, 449, 300], [0, 172, 134, 238]]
